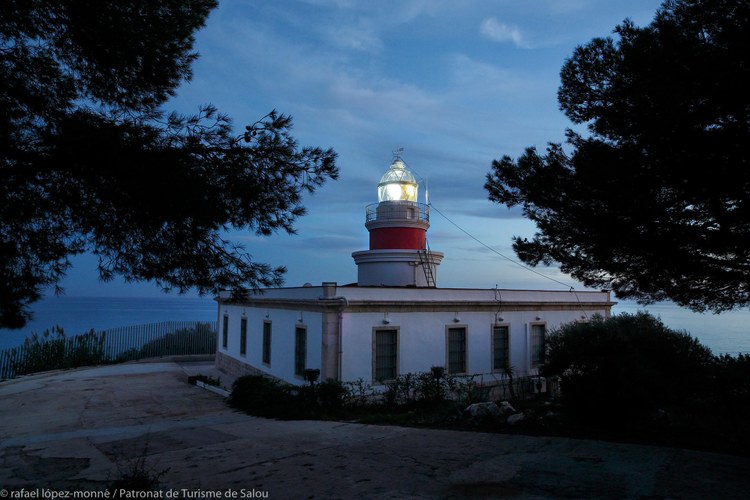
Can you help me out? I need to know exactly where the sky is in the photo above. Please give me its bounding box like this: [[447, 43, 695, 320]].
[[58, 0, 667, 297]]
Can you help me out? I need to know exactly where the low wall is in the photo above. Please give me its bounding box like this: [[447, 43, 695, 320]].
[[215, 351, 267, 380]]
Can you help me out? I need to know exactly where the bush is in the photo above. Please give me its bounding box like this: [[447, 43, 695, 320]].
[[378, 367, 477, 410], [14, 326, 108, 375], [344, 378, 373, 407], [712, 353, 750, 420], [542, 312, 715, 424], [117, 324, 216, 361], [317, 378, 347, 409], [228, 375, 351, 419], [417, 366, 448, 404], [227, 375, 301, 419]]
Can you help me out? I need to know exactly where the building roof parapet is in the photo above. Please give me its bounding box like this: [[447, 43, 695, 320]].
[[336, 286, 613, 304], [218, 285, 614, 307]]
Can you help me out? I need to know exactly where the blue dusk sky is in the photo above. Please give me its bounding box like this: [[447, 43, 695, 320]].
[[59, 0, 665, 298]]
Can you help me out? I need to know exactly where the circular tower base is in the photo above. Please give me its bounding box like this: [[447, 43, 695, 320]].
[[352, 249, 444, 287]]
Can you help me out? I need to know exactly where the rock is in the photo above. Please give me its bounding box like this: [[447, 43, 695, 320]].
[[464, 402, 502, 418], [497, 401, 517, 415], [507, 412, 526, 425]]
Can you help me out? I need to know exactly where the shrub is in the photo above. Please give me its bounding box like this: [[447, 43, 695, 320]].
[[317, 378, 347, 409], [542, 312, 715, 424], [228, 375, 349, 419], [417, 366, 448, 404], [14, 326, 108, 375], [344, 378, 373, 407], [378, 367, 477, 410], [227, 375, 301, 419], [109, 443, 169, 493], [125, 324, 216, 360], [712, 353, 750, 419], [303, 369, 321, 384], [383, 372, 418, 408]]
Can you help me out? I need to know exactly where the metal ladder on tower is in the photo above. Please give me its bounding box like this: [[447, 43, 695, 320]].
[[419, 238, 436, 288]]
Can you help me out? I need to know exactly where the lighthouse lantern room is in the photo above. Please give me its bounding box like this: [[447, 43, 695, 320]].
[[352, 153, 444, 287]]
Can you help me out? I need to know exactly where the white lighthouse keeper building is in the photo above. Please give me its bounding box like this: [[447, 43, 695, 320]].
[[215, 153, 614, 385]]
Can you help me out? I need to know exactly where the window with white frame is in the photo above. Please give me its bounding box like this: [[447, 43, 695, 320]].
[[530, 323, 546, 368], [262, 320, 272, 365], [239, 317, 247, 356], [492, 325, 509, 371], [373, 328, 398, 382], [447, 326, 467, 374], [294, 326, 307, 377]]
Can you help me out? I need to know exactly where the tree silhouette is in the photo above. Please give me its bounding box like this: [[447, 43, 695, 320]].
[[1, 1, 338, 328], [485, 0, 749, 312]]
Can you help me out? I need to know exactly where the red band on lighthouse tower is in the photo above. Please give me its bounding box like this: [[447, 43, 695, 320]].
[[369, 227, 426, 250]]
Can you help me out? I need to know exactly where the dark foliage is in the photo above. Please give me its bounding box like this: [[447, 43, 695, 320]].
[[316, 378, 348, 409], [1, 0, 338, 328], [227, 355, 750, 454], [116, 324, 216, 361], [541, 313, 750, 453], [542, 313, 716, 423], [228, 369, 476, 421], [228, 375, 350, 419], [712, 353, 750, 419], [13, 326, 108, 376], [109, 443, 169, 493], [227, 375, 302, 419], [381, 368, 462, 409], [485, 0, 750, 312]]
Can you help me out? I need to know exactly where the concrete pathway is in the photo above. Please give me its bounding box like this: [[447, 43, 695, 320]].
[[1, 360, 749, 498]]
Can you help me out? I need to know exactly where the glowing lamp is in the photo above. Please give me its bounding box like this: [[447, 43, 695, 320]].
[[377, 159, 418, 203]]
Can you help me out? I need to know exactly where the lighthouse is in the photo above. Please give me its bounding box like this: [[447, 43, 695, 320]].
[[352, 153, 444, 287], [215, 148, 615, 386]]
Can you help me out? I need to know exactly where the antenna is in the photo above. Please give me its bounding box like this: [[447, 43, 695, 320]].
[[392, 147, 404, 161]]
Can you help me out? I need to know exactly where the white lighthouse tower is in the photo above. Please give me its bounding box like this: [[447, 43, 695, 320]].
[[352, 152, 444, 287]]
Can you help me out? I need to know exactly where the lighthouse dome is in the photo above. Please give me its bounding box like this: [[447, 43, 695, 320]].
[[378, 158, 418, 202]]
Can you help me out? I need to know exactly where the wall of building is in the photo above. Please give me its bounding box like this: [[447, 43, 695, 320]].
[[217, 303, 323, 385], [216, 284, 612, 386], [340, 307, 603, 383]]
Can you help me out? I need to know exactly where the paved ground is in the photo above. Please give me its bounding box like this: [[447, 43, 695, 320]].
[[1, 360, 749, 499]]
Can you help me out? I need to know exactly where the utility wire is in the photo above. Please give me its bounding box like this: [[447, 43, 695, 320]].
[[401, 155, 589, 318], [428, 203, 574, 289], [429, 203, 590, 319]]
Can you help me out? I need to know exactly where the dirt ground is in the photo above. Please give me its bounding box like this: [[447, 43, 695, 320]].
[[1, 360, 749, 498]]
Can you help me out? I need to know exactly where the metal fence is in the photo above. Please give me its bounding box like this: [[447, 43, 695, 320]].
[[0, 321, 217, 381]]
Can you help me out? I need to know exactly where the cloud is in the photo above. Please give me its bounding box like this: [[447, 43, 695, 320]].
[[323, 23, 383, 52], [479, 18, 530, 48], [327, 74, 441, 123], [448, 203, 525, 220], [447, 53, 538, 96]]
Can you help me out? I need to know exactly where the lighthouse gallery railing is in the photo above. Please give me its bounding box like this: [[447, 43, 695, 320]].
[[365, 202, 429, 223]]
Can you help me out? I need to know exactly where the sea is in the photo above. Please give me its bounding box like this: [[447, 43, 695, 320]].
[[0, 296, 218, 351], [0, 295, 748, 356]]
